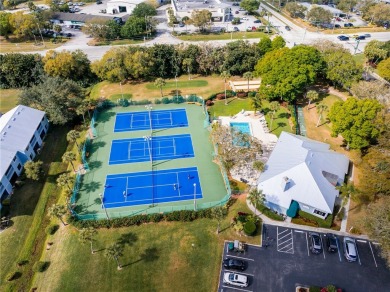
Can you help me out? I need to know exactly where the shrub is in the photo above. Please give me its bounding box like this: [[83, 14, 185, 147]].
[[336, 207, 345, 221], [33, 261, 49, 273], [297, 210, 333, 228], [248, 91, 256, 97], [131, 99, 151, 105], [6, 271, 21, 282], [216, 93, 225, 100], [206, 100, 214, 106], [17, 259, 28, 267], [236, 92, 248, 98], [45, 224, 59, 235], [256, 203, 284, 221], [118, 99, 130, 107], [161, 97, 171, 104], [172, 95, 185, 104], [309, 286, 321, 292], [154, 98, 162, 104], [243, 221, 256, 235]]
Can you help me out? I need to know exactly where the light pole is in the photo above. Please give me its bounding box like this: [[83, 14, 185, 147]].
[[143, 136, 152, 163], [99, 193, 110, 220], [302, 27, 307, 43], [175, 74, 178, 99], [145, 105, 153, 134], [120, 82, 124, 100], [353, 39, 361, 55], [193, 183, 197, 211]]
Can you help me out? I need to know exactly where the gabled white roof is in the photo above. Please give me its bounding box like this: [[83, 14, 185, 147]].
[[0, 105, 45, 178], [258, 132, 349, 214]]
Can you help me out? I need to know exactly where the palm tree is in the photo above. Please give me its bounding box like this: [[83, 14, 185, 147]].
[[104, 243, 124, 270], [243, 71, 254, 93], [48, 204, 67, 226], [154, 78, 166, 98], [182, 16, 191, 32], [57, 173, 74, 191], [316, 103, 328, 127], [79, 227, 98, 254], [269, 101, 280, 131], [306, 90, 318, 109], [337, 182, 360, 206], [211, 206, 225, 234], [76, 103, 88, 124], [182, 58, 193, 80], [247, 188, 264, 216], [62, 151, 77, 172], [220, 71, 231, 105], [251, 93, 263, 115], [252, 161, 265, 172], [67, 130, 81, 148]]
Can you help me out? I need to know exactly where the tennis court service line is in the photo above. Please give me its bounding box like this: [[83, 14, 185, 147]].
[[105, 167, 198, 180], [176, 172, 181, 197], [130, 113, 133, 129], [104, 193, 198, 205]]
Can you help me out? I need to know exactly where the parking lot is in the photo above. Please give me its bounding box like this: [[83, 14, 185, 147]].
[[218, 224, 390, 291]]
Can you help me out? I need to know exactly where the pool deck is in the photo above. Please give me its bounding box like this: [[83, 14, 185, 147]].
[[219, 110, 278, 145], [217, 110, 278, 187]]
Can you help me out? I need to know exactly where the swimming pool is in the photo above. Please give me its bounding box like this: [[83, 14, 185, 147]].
[[230, 122, 252, 135]]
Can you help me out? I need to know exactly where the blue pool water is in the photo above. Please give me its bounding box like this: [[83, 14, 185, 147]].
[[230, 122, 251, 135]]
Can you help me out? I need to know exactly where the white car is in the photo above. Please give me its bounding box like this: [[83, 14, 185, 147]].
[[242, 17, 249, 21], [223, 272, 248, 287]]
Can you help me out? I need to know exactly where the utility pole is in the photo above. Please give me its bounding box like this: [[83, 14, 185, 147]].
[[353, 39, 360, 55]]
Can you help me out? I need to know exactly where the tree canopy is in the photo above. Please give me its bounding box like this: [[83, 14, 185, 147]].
[[328, 97, 383, 149], [191, 10, 211, 32], [364, 40, 389, 64], [255, 46, 324, 102], [121, 16, 146, 39], [19, 76, 84, 125], [240, 0, 260, 13], [377, 58, 390, 81], [285, 2, 307, 18], [131, 2, 157, 18], [306, 6, 333, 25]]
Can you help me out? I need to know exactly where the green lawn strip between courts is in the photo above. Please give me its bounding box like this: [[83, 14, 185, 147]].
[[208, 98, 293, 137], [145, 80, 208, 90], [0, 126, 70, 291], [0, 89, 21, 113], [32, 197, 260, 292], [76, 103, 227, 219]]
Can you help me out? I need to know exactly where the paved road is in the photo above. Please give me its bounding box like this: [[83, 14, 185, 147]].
[[25, 4, 390, 61]]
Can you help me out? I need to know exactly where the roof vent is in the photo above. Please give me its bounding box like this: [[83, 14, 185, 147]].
[[17, 111, 21, 115], [2, 132, 6, 136], [281, 176, 290, 192], [7, 125, 11, 128], [308, 161, 311, 165]]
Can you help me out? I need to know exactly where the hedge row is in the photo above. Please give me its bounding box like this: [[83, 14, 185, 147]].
[[70, 207, 224, 229]]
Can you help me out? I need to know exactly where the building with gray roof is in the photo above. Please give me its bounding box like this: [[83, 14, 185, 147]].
[[257, 132, 349, 219], [0, 105, 48, 207]]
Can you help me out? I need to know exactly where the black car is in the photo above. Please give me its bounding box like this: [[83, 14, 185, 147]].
[[356, 35, 365, 40], [310, 232, 323, 254], [285, 26, 291, 31], [254, 19, 261, 23], [337, 35, 349, 41], [223, 258, 246, 271], [96, 0, 102, 4], [326, 233, 338, 253]]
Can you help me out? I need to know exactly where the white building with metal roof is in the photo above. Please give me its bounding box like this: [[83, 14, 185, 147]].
[[257, 132, 349, 219], [0, 105, 49, 206]]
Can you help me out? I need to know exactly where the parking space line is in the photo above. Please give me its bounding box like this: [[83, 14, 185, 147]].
[[221, 285, 252, 292], [294, 230, 304, 233], [369, 241, 378, 268], [226, 255, 255, 261], [278, 233, 292, 241], [305, 232, 310, 256], [227, 271, 254, 277], [321, 235, 326, 259], [336, 237, 342, 262], [278, 229, 290, 236], [356, 243, 362, 266], [357, 239, 367, 243]]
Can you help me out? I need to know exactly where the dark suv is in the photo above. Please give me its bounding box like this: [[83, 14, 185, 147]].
[[223, 258, 246, 271], [326, 233, 338, 253]]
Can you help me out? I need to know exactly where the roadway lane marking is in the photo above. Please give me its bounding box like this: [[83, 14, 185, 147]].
[[225, 255, 255, 261], [369, 241, 378, 268], [221, 285, 253, 292], [306, 232, 310, 256]]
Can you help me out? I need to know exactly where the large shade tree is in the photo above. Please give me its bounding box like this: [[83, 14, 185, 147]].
[[19, 76, 84, 125], [328, 97, 383, 149], [48, 204, 67, 226]]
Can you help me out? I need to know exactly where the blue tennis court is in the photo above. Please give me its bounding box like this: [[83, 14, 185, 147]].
[[109, 134, 194, 165], [114, 108, 188, 132], [102, 167, 203, 208]]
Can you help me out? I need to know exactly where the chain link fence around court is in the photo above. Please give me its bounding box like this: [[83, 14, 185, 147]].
[[70, 97, 228, 220]]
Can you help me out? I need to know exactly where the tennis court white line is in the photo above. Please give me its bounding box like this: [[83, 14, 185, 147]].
[[173, 138, 177, 155], [170, 111, 173, 125], [176, 173, 180, 197], [104, 193, 199, 205], [106, 168, 199, 180], [130, 114, 133, 128], [110, 152, 190, 163], [128, 141, 132, 159]]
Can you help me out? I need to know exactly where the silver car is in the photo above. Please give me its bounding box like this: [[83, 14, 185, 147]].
[[223, 272, 249, 287], [343, 237, 357, 262]]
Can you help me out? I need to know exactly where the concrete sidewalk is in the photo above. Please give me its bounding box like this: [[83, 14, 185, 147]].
[[246, 199, 369, 240]]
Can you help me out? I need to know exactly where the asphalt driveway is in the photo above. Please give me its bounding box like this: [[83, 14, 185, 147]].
[[218, 224, 390, 291]]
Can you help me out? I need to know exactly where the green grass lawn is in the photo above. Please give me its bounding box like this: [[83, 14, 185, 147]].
[[32, 197, 260, 292], [145, 80, 208, 90], [176, 31, 268, 41], [208, 97, 293, 137], [316, 94, 342, 127], [0, 89, 21, 112]]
